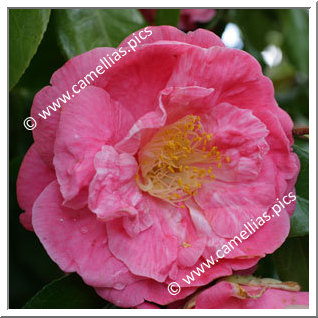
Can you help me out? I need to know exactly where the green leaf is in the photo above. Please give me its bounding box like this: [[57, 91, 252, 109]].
[[23, 274, 113, 309], [54, 9, 146, 59], [279, 9, 309, 75], [15, 16, 67, 97], [286, 142, 309, 238], [155, 9, 181, 27], [294, 137, 309, 152], [289, 196, 309, 237], [9, 9, 51, 90], [254, 254, 279, 279], [293, 143, 309, 200], [272, 236, 309, 291]]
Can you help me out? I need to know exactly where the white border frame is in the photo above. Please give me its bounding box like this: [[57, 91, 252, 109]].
[[3, 1, 316, 316]]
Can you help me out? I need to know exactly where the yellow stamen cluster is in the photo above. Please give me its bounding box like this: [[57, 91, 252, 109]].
[[136, 115, 229, 207]]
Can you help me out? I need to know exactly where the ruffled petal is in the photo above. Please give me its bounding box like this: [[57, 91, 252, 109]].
[[88, 145, 142, 221], [119, 26, 225, 49], [106, 198, 178, 283], [195, 157, 292, 258], [17, 144, 55, 231], [31, 47, 117, 166], [96, 278, 196, 308], [193, 279, 309, 309], [166, 45, 294, 151], [53, 86, 134, 208], [32, 180, 137, 288]]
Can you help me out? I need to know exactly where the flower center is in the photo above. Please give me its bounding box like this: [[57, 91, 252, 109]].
[[136, 115, 229, 207]]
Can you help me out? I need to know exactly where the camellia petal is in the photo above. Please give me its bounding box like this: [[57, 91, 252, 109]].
[[186, 276, 309, 309], [32, 180, 138, 289], [17, 144, 55, 230], [53, 86, 135, 208]]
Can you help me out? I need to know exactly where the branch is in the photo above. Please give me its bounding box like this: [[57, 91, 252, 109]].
[[292, 126, 309, 136]]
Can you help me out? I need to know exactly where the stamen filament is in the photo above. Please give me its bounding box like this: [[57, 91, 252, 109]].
[[136, 115, 225, 206]]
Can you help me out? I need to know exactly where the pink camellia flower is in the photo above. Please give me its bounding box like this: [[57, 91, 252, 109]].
[[140, 9, 216, 31], [17, 26, 299, 308], [179, 276, 309, 309], [178, 9, 216, 30]]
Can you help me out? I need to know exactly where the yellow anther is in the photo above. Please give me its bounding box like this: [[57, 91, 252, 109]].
[[193, 137, 199, 142], [183, 242, 191, 248], [168, 166, 175, 173], [180, 205, 186, 209], [210, 174, 215, 179], [218, 162, 222, 169], [136, 115, 225, 207], [226, 156, 231, 163]]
